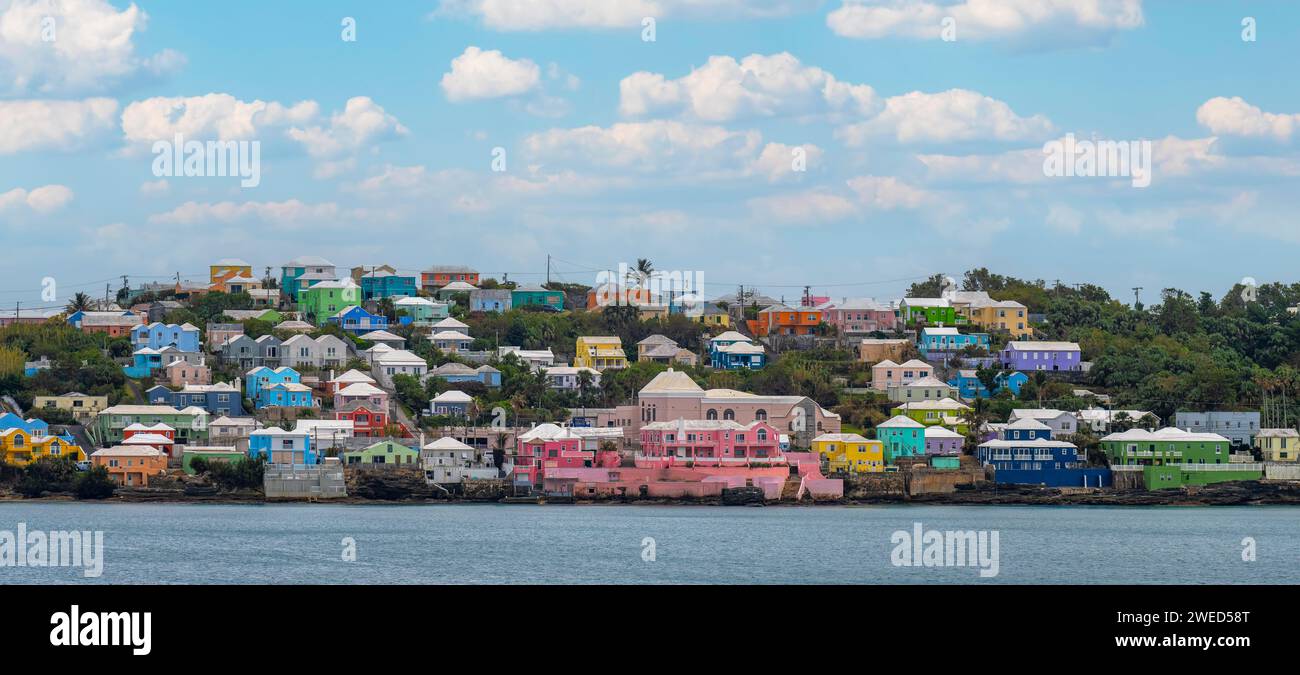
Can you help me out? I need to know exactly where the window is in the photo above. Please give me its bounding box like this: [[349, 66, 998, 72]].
[[755, 409, 767, 421]]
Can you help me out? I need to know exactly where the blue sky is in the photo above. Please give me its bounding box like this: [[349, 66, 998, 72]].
[[2, 0, 1299, 309]]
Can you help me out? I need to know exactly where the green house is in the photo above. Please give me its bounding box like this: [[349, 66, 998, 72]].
[[1142, 465, 1262, 490], [297, 279, 361, 326], [875, 415, 926, 464], [511, 284, 565, 311], [1100, 428, 1230, 466], [343, 440, 419, 465], [92, 405, 210, 445], [891, 398, 971, 433], [902, 298, 959, 326]]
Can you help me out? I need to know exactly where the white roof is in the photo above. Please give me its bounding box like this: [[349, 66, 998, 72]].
[[93, 446, 165, 457], [432, 390, 474, 403], [877, 415, 925, 429], [873, 359, 900, 368], [1257, 428, 1300, 438], [124, 422, 175, 432], [710, 331, 751, 343], [642, 419, 769, 432], [1005, 417, 1052, 430], [979, 438, 1078, 449], [1100, 427, 1231, 444], [440, 281, 478, 291], [423, 437, 474, 451], [100, 404, 208, 416], [812, 432, 873, 444], [895, 397, 970, 411], [1005, 341, 1079, 352], [924, 426, 965, 439], [335, 382, 386, 397], [518, 423, 580, 442], [395, 296, 437, 307], [122, 433, 175, 445], [719, 342, 764, 355], [374, 349, 426, 366], [1009, 408, 1071, 421], [431, 331, 472, 341], [332, 369, 376, 384], [639, 369, 704, 395], [432, 317, 469, 330], [901, 375, 950, 388], [898, 359, 932, 369], [359, 330, 403, 341], [922, 326, 961, 335]]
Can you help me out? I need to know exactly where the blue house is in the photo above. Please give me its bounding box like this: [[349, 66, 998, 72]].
[[0, 412, 51, 435], [429, 363, 501, 387], [976, 437, 1111, 488], [948, 369, 1028, 399], [360, 270, 418, 300], [123, 347, 203, 378], [248, 427, 315, 465], [245, 366, 301, 402], [257, 382, 315, 409], [1001, 417, 1053, 441], [146, 382, 246, 417], [131, 322, 201, 352], [918, 327, 990, 358], [328, 305, 389, 335], [708, 331, 766, 370]]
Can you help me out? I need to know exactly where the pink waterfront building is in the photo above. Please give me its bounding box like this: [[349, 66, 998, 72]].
[[513, 423, 620, 485], [638, 419, 784, 468], [816, 298, 897, 335]]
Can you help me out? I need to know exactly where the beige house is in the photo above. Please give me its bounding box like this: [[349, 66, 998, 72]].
[[1256, 428, 1299, 462], [33, 392, 109, 422], [858, 338, 910, 363]]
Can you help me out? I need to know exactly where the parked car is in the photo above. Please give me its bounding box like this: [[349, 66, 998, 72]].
[[75, 460, 93, 472]]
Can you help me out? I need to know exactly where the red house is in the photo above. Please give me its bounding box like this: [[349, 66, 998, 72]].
[[512, 423, 619, 486]]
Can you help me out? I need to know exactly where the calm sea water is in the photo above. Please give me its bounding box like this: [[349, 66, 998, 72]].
[[1, 502, 1297, 584]]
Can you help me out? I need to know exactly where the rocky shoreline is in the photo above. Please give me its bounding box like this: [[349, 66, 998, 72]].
[[4, 480, 1300, 507]]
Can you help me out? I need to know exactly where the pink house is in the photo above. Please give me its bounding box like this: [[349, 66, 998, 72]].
[[871, 359, 934, 391], [638, 419, 783, 468], [816, 298, 897, 335], [513, 423, 619, 485], [334, 382, 389, 411], [164, 359, 211, 387]]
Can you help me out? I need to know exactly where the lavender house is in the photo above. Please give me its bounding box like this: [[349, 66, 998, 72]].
[[1001, 341, 1082, 372], [924, 426, 964, 456]]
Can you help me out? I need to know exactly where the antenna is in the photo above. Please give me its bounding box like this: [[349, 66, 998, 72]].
[[1131, 287, 1143, 308]]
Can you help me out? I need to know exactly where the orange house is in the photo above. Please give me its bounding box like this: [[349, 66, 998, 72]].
[[91, 446, 169, 487], [421, 266, 479, 290], [747, 305, 823, 336]]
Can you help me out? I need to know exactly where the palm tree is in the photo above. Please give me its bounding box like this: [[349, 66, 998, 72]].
[[1032, 370, 1048, 407], [631, 258, 654, 289], [65, 292, 93, 314], [960, 397, 989, 455]]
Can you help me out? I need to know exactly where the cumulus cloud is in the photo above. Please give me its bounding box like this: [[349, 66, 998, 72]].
[[286, 96, 409, 158], [147, 199, 359, 228], [121, 93, 318, 144], [0, 98, 117, 154], [1197, 96, 1299, 142], [0, 0, 184, 95], [837, 89, 1054, 145], [523, 120, 764, 175], [441, 46, 541, 101], [0, 184, 73, 213], [827, 0, 1144, 44], [747, 189, 859, 224], [846, 175, 930, 209], [619, 52, 878, 121], [437, 0, 815, 31], [753, 142, 823, 181]]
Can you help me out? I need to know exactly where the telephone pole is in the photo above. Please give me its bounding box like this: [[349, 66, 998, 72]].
[[1131, 287, 1143, 308]]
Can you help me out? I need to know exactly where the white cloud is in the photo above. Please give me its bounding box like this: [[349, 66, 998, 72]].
[[0, 98, 117, 154], [747, 189, 859, 223], [148, 200, 351, 227], [0, 184, 73, 213], [438, 0, 814, 31], [0, 0, 184, 95], [754, 142, 823, 181], [837, 88, 1053, 145], [286, 96, 408, 158], [523, 120, 765, 175], [121, 93, 318, 144], [620, 52, 878, 121], [1197, 96, 1299, 142], [139, 179, 169, 196], [827, 0, 1144, 44], [845, 175, 929, 209], [441, 46, 541, 102]]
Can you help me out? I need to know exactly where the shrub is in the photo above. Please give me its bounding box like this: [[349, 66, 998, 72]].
[[75, 466, 116, 499]]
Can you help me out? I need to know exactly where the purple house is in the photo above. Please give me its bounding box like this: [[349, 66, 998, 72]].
[[924, 426, 963, 456], [1001, 341, 1082, 372]]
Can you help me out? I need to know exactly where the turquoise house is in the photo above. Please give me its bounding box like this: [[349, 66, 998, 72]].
[[511, 284, 564, 311], [918, 327, 989, 356], [360, 270, 418, 300], [876, 415, 926, 463], [246, 366, 300, 401], [257, 382, 314, 409]]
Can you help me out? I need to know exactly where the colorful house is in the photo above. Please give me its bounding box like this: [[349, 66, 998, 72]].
[[513, 423, 607, 485], [91, 404, 210, 446], [876, 415, 926, 463], [91, 446, 168, 486], [298, 278, 361, 326], [1255, 428, 1299, 462], [574, 336, 628, 370], [245, 366, 301, 402], [747, 305, 822, 337], [817, 298, 896, 335], [511, 284, 564, 311], [146, 382, 245, 417], [1002, 417, 1053, 441], [965, 296, 1033, 338], [1008, 409, 1078, 438], [124, 346, 205, 378], [708, 331, 766, 370], [430, 390, 474, 417], [948, 369, 1028, 399], [344, 440, 419, 466], [394, 296, 450, 327], [329, 305, 389, 335], [900, 298, 958, 326], [637, 419, 783, 468], [0, 427, 86, 466], [695, 303, 731, 328], [32, 392, 109, 423], [209, 258, 253, 292], [886, 375, 956, 404], [1001, 341, 1083, 372], [1101, 427, 1232, 466], [248, 427, 315, 465], [420, 265, 480, 290], [892, 398, 972, 432], [1172, 411, 1260, 447], [428, 363, 500, 387], [638, 335, 698, 366], [67, 310, 142, 337], [431, 330, 474, 353], [359, 270, 418, 300], [924, 425, 964, 456], [181, 446, 245, 474], [871, 359, 934, 391], [131, 322, 201, 353], [918, 327, 990, 358], [280, 256, 337, 300], [469, 289, 512, 313], [813, 432, 884, 474], [976, 438, 1110, 487], [257, 382, 314, 409], [370, 348, 429, 388]]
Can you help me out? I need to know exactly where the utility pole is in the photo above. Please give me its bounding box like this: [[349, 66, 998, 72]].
[[546, 254, 551, 286], [1131, 287, 1143, 309]]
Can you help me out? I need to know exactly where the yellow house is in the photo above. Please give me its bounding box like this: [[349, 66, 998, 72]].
[[210, 258, 254, 292], [969, 300, 1033, 338], [813, 432, 885, 474], [33, 392, 110, 422], [573, 336, 628, 371], [696, 304, 731, 329], [0, 428, 87, 467], [1256, 428, 1299, 462]]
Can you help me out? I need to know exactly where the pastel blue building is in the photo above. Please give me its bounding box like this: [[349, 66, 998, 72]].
[[360, 270, 418, 300], [918, 327, 990, 358], [131, 322, 201, 352], [328, 305, 389, 335], [948, 369, 1028, 399], [257, 382, 315, 409], [123, 347, 203, 378], [428, 363, 501, 387], [146, 382, 246, 417], [708, 331, 766, 370], [248, 427, 315, 465], [245, 366, 301, 402], [976, 438, 1111, 487]]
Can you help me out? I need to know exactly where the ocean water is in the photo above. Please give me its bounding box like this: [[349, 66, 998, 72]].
[[1, 502, 1296, 584]]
